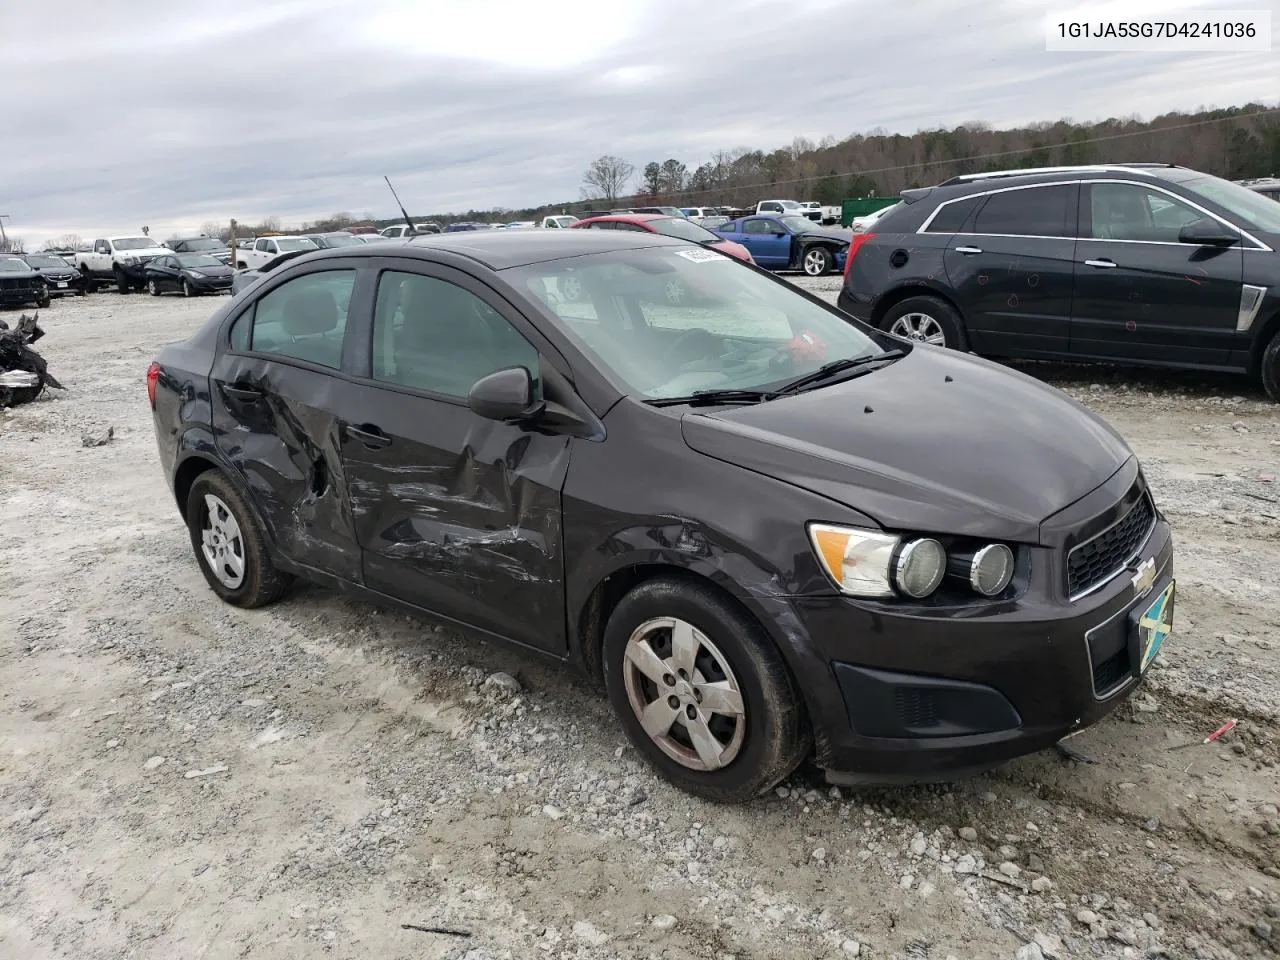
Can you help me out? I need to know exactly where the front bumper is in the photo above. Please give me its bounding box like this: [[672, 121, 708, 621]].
[[188, 274, 233, 293], [770, 471, 1174, 783], [0, 285, 45, 305], [42, 274, 83, 296], [117, 260, 163, 280]]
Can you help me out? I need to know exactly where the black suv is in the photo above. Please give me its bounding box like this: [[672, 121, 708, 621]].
[[837, 163, 1280, 401]]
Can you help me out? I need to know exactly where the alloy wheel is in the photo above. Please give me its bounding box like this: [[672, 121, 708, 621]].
[[803, 249, 829, 275], [890, 311, 946, 345], [621, 617, 746, 771], [200, 493, 246, 589]]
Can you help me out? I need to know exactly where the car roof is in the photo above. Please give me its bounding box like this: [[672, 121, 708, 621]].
[[283, 228, 686, 269], [572, 213, 664, 227]]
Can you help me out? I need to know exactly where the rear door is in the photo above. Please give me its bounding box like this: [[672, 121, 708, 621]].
[[944, 182, 1078, 357], [212, 261, 369, 581], [740, 217, 790, 267], [337, 260, 571, 653], [1070, 179, 1243, 365]]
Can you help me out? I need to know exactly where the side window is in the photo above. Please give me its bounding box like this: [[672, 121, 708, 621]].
[[743, 219, 774, 235], [1088, 183, 1203, 242], [762, 203, 781, 213], [587, 221, 614, 229], [243, 270, 355, 368], [371, 271, 539, 399], [972, 185, 1073, 238], [925, 195, 981, 233], [95, 240, 109, 254], [614, 222, 648, 232], [255, 238, 269, 252], [719, 221, 737, 233]]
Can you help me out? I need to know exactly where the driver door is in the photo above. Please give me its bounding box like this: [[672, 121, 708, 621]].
[[740, 218, 790, 267], [337, 262, 572, 653]]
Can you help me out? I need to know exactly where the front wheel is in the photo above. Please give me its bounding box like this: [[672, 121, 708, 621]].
[[802, 246, 832, 276], [186, 471, 292, 608], [881, 294, 968, 351], [115, 269, 130, 294], [147, 279, 160, 297], [1261, 328, 1280, 403], [602, 577, 810, 802], [182, 279, 194, 298]]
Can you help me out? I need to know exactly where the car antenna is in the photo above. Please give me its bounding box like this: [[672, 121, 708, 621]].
[[384, 176, 417, 236]]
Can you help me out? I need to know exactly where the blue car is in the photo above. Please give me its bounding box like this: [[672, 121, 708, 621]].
[[713, 214, 852, 276]]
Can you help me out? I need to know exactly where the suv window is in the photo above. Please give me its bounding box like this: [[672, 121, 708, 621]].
[[96, 240, 110, 254], [371, 271, 539, 399], [972, 185, 1073, 238], [1089, 183, 1205, 242], [231, 270, 354, 368], [925, 195, 981, 233], [743, 219, 776, 235]]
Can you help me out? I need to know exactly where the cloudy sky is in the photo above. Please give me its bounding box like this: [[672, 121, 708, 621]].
[[2, 0, 1276, 247]]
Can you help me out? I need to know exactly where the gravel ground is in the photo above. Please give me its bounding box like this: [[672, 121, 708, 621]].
[[2, 281, 1279, 960]]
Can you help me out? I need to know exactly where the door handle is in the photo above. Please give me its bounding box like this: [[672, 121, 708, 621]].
[[1084, 258, 1117, 269], [954, 245, 983, 255], [222, 382, 264, 401], [346, 423, 392, 449]]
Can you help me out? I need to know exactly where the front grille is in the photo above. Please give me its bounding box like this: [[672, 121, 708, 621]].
[[0, 277, 33, 290], [1067, 493, 1155, 598]]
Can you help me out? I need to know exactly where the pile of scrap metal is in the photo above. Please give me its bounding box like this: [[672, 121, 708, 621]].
[[0, 312, 62, 407]]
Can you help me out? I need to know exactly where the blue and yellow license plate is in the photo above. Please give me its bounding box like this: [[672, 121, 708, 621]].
[[1138, 580, 1175, 671]]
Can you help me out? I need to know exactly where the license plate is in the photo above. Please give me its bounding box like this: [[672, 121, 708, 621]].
[[1138, 580, 1174, 671], [56, 281, 67, 288]]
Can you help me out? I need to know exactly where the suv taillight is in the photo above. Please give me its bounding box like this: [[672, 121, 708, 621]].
[[146, 361, 160, 410], [843, 232, 876, 281]]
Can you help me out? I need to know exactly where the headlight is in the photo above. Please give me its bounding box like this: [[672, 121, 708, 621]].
[[808, 525, 946, 599], [184, 270, 207, 278], [121, 255, 137, 264], [950, 543, 1015, 596]]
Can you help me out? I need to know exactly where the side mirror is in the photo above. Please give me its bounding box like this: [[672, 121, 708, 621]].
[[1178, 218, 1238, 247], [467, 366, 545, 423]]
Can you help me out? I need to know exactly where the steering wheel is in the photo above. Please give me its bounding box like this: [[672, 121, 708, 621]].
[[661, 328, 724, 370]]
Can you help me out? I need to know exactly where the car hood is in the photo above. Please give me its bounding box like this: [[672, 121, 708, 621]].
[[183, 264, 233, 277], [798, 225, 852, 241], [679, 347, 1132, 543]]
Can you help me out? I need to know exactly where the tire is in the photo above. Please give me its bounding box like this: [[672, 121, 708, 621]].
[[115, 268, 130, 294], [880, 294, 968, 351], [76, 283, 87, 297], [185, 471, 292, 608], [1261, 327, 1280, 403], [236, 261, 248, 270], [602, 576, 810, 802], [38, 295, 52, 309], [80, 271, 96, 294], [802, 246, 832, 276], [182, 279, 194, 298], [147, 279, 161, 297]]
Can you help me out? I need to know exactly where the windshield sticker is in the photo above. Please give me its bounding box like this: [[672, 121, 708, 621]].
[[674, 248, 726, 263]]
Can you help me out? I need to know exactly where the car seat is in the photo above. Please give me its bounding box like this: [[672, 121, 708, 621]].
[[279, 287, 342, 367]]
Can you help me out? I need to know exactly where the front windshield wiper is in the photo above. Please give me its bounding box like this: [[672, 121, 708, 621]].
[[774, 349, 906, 396], [645, 388, 775, 408]]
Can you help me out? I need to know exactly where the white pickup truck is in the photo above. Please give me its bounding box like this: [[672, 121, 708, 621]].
[[75, 236, 170, 293], [232, 235, 320, 270]]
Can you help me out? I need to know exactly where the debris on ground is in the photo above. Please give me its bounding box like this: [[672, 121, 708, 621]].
[[81, 426, 114, 447], [0, 312, 63, 407]]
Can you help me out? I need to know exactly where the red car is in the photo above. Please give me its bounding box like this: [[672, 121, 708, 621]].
[[571, 213, 754, 264]]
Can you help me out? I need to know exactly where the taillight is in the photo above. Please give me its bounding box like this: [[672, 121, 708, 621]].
[[146, 361, 160, 410], [843, 231, 876, 281]]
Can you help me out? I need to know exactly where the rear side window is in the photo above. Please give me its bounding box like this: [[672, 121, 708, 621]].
[[972, 185, 1074, 238], [924, 196, 981, 233], [371, 271, 538, 399], [232, 270, 355, 368]]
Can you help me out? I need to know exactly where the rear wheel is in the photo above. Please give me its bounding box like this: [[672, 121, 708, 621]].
[[1261, 327, 1280, 403], [802, 246, 832, 276], [602, 577, 810, 802], [881, 295, 968, 351], [185, 471, 292, 608]]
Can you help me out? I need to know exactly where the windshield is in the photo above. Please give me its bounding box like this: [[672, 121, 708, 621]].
[[320, 234, 363, 247], [277, 237, 320, 252], [780, 216, 815, 232], [176, 254, 223, 268], [509, 247, 886, 400], [1177, 173, 1280, 234], [114, 237, 160, 250], [180, 238, 225, 251], [26, 255, 70, 268], [774, 201, 803, 211], [552, 216, 578, 227], [700, 217, 729, 229], [649, 218, 720, 243], [0, 258, 29, 272]]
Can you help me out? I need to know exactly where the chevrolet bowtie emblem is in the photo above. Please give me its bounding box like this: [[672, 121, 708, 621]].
[[1130, 557, 1156, 598]]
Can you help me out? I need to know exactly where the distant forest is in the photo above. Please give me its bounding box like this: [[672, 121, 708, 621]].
[[113, 102, 1280, 246]]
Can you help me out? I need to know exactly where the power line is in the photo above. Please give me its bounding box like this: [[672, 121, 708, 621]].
[[610, 107, 1280, 204]]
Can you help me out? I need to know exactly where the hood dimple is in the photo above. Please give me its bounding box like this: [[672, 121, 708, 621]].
[[680, 347, 1132, 542]]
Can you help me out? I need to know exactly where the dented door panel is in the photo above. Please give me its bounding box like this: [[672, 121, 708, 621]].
[[211, 353, 363, 582], [340, 386, 571, 653]]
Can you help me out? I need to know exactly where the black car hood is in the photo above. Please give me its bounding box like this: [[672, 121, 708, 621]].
[[181, 264, 233, 277], [679, 347, 1132, 543]]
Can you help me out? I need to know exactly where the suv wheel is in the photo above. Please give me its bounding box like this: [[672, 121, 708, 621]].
[[881, 295, 968, 350], [1261, 327, 1280, 403], [602, 577, 810, 802], [186, 471, 292, 608]]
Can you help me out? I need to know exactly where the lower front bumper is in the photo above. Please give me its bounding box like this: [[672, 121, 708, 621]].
[[777, 519, 1173, 783]]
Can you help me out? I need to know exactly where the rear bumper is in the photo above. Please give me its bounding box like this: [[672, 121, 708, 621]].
[[836, 287, 873, 321], [767, 516, 1173, 784]]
